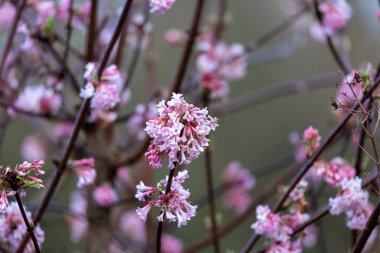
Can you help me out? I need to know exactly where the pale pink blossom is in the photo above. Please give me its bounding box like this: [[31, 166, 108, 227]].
[[0, 202, 45, 252], [35, 1, 56, 25], [92, 184, 119, 207], [136, 170, 197, 227], [319, 0, 352, 33], [301, 225, 319, 248], [164, 28, 187, 46], [222, 161, 255, 213], [289, 180, 308, 202], [302, 126, 321, 157], [289, 131, 307, 163], [0, 2, 15, 30], [267, 240, 302, 253], [66, 190, 88, 242], [53, 122, 74, 139], [150, 0, 176, 14], [324, 157, 356, 186], [119, 211, 146, 243], [145, 93, 218, 169], [200, 73, 230, 100], [14, 85, 62, 115], [162, 234, 183, 253], [71, 158, 97, 188], [81, 63, 122, 110], [126, 14, 152, 49], [116, 166, 132, 186], [20, 135, 48, 161], [336, 70, 363, 108], [329, 177, 372, 230], [129, 103, 157, 140]]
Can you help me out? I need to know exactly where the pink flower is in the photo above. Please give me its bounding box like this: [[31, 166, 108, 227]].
[[301, 225, 319, 248], [329, 177, 372, 230], [310, 22, 327, 43], [129, 103, 157, 140], [289, 180, 308, 202], [336, 70, 363, 108], [149, 0, 176, 14], [66, 191, 88, 242], [81, 63, 122, 111], [92, 184, 119, 207], [71, 158, 97, 188], [145, 93, 218, 169], [0, 202, 45, 253], [324, 157, 356, 186], [53, 122, 74, 139], [222, 161, 255, 213], [20, 135, 48, 161], [251, 205, 281, 241], [200, 73, 230, 100], [164, 28, 187, 46], [116, 166, 132, 186], [319, 0, 352, 33], [162, 234, 183, 253], [251, 205, 309, 243], [35, 0, 56, 25], [136, 170, 198, 227], [119, 211, 146, 243], [267, 240, 302, 253], [289, 131, 307, 163], [0, 2, 15, 30], [14, 85, 62, 115], [302, 126, 321, 157]]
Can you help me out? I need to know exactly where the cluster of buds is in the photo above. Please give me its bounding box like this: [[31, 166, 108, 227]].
[[136, 170, 197, 227], [0, 160, 45, 210]]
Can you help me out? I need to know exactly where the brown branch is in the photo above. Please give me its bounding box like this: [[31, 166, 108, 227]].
[[211, 72, 340, 117], [0, 0, 27, 78]]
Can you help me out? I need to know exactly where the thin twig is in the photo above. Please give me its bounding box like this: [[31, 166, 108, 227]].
[[0, 0, 27, 78], [15, 193, 41, 253]]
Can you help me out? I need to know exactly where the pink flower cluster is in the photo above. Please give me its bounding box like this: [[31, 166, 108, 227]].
[[57, 0, 91, 24], [251, 205, 309, 243], [0, 202, 45, 253], [222, 161, 255, 213], [0, 160, 45, 210], [71, 158, 97, 188], [335, 70, 363, 108], [267, 240, 302, 253], [92, 184, 119, 207], [13, 85, 62, 115], [145, 93, 218, 169], [149, 0, 176, 14], [309, 0, 352, 42], [80, 63, 123, 111], [302, 126, 321, 157], [136, 170, 197, 227], [329, 177, 372, 230], [312, 157, 356, 187], [196, 33, 247, 99]]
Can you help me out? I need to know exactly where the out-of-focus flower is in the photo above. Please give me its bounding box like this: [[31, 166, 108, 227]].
[[222, 161, 255, 213], [319, 0, 352, 34], [145, 93, 218, 169], [136, 170, 197, 227], [149, 0, 176, 14], [335, 70, 363, 108], [119, 211, 146, 243], [324, 157, 356, 187], [0, 202, 45, 253], [14, 85, 62, 115], [302, 126, 321, 157], [65, 190, 88, 242], [162, 234, 183, 253], [70, 158, 96, 188], [81, 63, 122, 111], [0, 2, 15, 30], [129, 103, 157, 140], [92, 184, 119, 207], [164, 28, 187, 46], [267, 240, 302, 253], [20, 135, 48, 161]]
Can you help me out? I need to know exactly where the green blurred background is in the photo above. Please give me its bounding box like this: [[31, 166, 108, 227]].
[[2, 0, 380, 252]]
